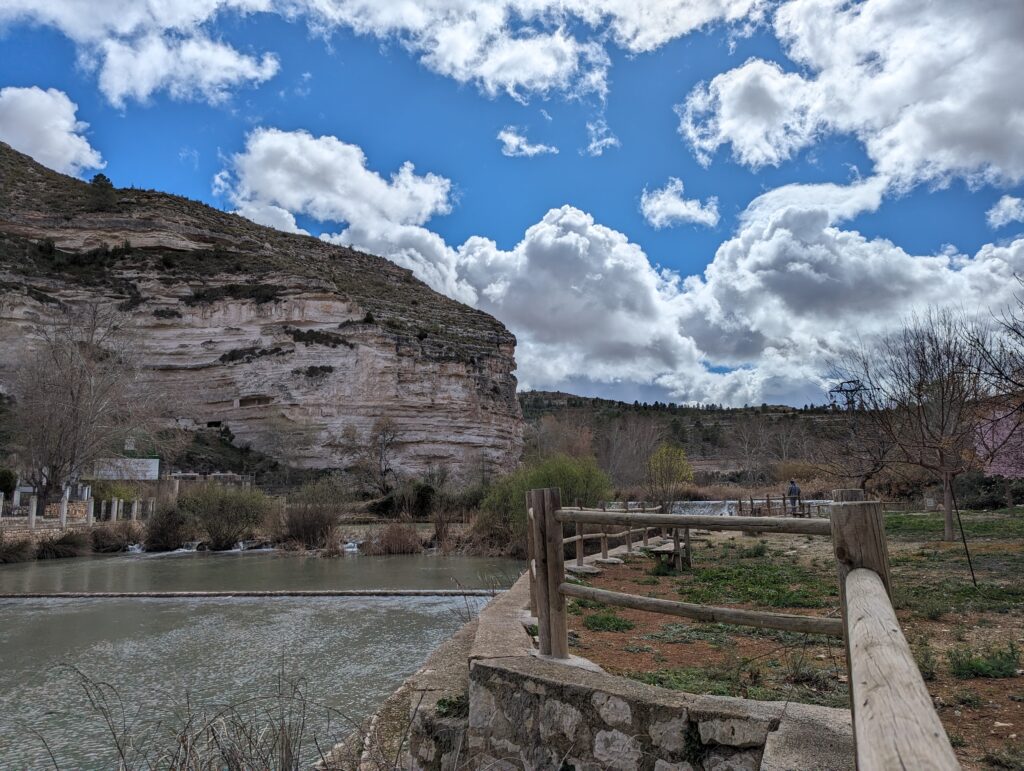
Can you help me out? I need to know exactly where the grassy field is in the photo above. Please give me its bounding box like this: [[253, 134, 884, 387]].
[[568, 508, 1024, 770]]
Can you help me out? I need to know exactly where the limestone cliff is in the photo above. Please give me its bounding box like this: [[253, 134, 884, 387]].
[[0, 143, 522, 476]]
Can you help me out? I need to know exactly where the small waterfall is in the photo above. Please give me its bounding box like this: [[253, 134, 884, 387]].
[[669, 500, 739, 517], [127, 543, 144, 553]]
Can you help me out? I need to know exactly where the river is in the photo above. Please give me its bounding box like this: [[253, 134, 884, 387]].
[[0, 551, 521, 768]]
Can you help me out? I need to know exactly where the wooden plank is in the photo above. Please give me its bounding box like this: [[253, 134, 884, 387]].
[[845, 569, 959, 770], [673, 528, 682, 571], [544, 488, 569, 659], [555, 509, 832, 536], [528, 490, 551, 656], [560, 583, 843, 637]]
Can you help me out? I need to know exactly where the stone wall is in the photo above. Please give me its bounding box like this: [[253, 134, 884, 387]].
[[469, 655, 782, 770], [405, 569, 854, 770]]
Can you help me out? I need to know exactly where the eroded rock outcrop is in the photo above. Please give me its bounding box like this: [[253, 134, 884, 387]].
[[0, 143, 522, 476]]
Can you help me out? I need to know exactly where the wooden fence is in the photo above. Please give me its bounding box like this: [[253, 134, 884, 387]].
[[526, 487, 959, 770]]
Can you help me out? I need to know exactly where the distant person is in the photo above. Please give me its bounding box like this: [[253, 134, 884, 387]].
[[787, 479, 801, 515]]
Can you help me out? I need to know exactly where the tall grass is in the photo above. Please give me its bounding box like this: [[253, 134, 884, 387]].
[[41, 666, 357, 770], [359, 523, 424, 556], [0, 531, 35, 563], [35, 530, 90, 559]]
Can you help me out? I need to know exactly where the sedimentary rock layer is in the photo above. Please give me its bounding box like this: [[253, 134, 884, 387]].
[[0, 143, 522, 476]]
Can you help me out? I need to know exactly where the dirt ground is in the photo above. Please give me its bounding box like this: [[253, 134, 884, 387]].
[[567, 509, 1024, 770]]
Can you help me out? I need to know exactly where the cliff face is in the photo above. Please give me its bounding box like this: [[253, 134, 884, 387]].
[[0, 143, 522, 476]]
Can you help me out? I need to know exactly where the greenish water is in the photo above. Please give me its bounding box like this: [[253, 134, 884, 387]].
[[0, 552, 521, 769]]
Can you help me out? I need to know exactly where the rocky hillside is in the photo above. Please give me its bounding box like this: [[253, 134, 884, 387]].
[[0, 143, 523, 477]]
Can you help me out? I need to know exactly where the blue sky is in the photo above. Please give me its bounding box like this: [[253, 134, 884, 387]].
[[1, 1, 1023, 405]]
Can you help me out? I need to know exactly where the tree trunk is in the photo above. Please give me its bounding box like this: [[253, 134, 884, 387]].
[[943, 473, 954, 542]]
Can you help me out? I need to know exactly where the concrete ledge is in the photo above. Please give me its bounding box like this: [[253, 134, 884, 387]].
[[468, 573, 533, 662], [760, 701, 853, 771]]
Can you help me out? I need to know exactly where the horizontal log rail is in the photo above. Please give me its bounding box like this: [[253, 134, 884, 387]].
[[555, 508, 832, 537], [843, 569, 958, 769], [561, 582, 843, 637]]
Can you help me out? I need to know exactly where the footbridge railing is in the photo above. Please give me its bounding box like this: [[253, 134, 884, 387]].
[[526, 487, 960, 770]]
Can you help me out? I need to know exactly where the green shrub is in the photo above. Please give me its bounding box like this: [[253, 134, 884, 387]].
[[179, 484, 272, 550], [474, 454, 612, 552], [36, 530, 90, 560], [0, 533, 35, 563], [91, 522, 143, 552], [281, 476, 346, 548], [583, 611, 635, 632], [145, 506, 198, 552], [947, 641, 1020, 678]]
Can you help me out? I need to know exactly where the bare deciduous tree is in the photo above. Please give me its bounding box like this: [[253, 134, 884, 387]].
[[10, 304, 165, 513], [342, 417, 400, 495], [833, 309, 1020, 541], [731, 414, 770, 483]]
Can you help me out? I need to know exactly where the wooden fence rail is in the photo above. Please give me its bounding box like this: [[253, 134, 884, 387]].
[[527, 486, 960, 770]]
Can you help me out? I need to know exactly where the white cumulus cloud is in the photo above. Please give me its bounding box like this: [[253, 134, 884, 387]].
[[680, 0, 1024, 187], [215, 129, 1024, 405], [988, 196, 1024, 229], [0, 0, 768, 106], [497, 126, 558, 157], [641, 178, 719, 228], [0, 86, 104, 175]]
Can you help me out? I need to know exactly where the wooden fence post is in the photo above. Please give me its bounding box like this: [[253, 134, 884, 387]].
[[673, 528, 682, 571], [86, 499, 94, 526], [543, 487, 569, 659], [59, 491, 68, 528], [528, 490, 551, 654], [0, 491, 4, 517], [28, 495, 37, 530], [683, 527, 692, 568], [600, 529, 609, 559], [830, 496, 893, 733]]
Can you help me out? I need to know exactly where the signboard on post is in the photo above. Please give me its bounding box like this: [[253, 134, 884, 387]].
[[90, 458, 161, 481]]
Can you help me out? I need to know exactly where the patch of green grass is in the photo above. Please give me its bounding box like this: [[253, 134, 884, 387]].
[[567, 597, 607, 616], [953, 689, 983, 708], [623, 644, 654, 654], [649, 560, 679, 577], [948, 733, 966, 749], [643, 622, 732, 647], [913, 637, 938, 681], [630, 664, 847, 708], [435, 693, 469, 719], [679, 561, 836, 608], [896, 579, 1024, 616], [739, 542, 768, 558], [884, 510, 1024, 540], [635, 576, 659, 586], [947, 641, 1020, 679], [584, 611, 635, 632], [982, 741, 1024, 769]]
